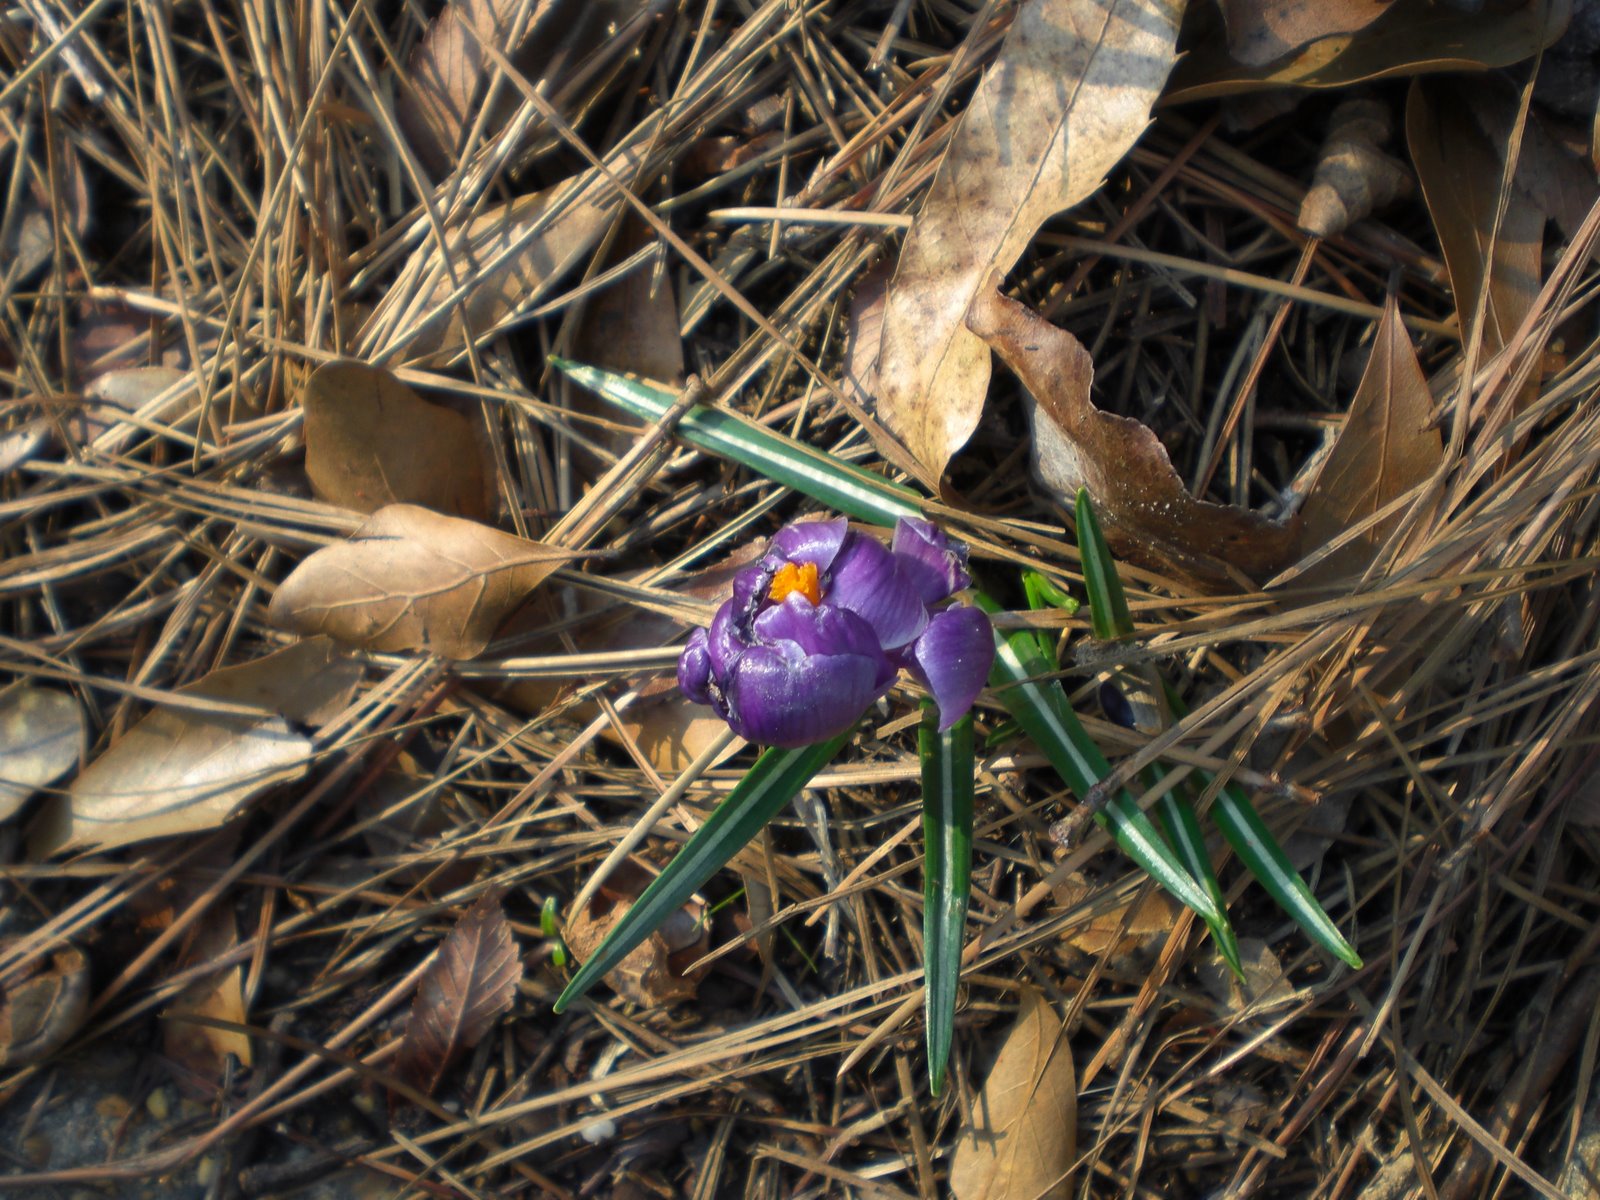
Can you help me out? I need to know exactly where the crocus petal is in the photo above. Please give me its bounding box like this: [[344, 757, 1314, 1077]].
[[825, 533, 929, 650], [678, 628, 715, 705], [770, 516, 849, 572], [706, 598, 744, 678], [904, 605, 995, 729], [891, 516, 972, 604], [722, 642, 889, 747], [753, 594, 888, 673], [1098, 681, 1136, 730]]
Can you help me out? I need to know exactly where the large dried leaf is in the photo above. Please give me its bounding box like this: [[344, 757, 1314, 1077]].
[[32, 639, 361, 856], [875, 0, 1183, 485], [268, 504, 573, 658], [396, 0, 563, 177], [398, 891, 523, 1096], [356, 141, 647, 364], [951, 987, 1078, 1200], [162, 898, 253, 1091], [570, 226, 683, 389], [1167, 0, 1570, 103], [1216, 0, 1395, 67], [0, 687, 85, 821], [969, 290, 1297, 586], [396, 0, 658, 178], [1220, 0, 1395, 67], [1407, 78, 1545, 391], [301, 360, 492, 519], [560, 861, 708, 1007], [1301, 296, 1442, 572]]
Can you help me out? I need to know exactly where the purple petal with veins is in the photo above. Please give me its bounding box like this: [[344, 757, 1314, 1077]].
[[770, 516, 849, 572], [825, 533, 928, 650], [904, 605, 994, 730], [723, 641, 891, 747], [892, 516, 971, 604]]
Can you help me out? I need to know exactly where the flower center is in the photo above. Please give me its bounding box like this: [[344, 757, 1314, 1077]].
[[768, 561, 822, 606]]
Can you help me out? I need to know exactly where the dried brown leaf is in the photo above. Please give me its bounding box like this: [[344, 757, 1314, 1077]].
[[570, 227, 683, 388], [269, 504, 574, 657], [0, 944, 89, 1069], [357, 141, 646, 364], [301, 360, 492, 519], [396, 0, 656, 178], [0, 687, 85, 821], [398, 891, 523, 1097], [1220, 0, 1396, 68], [1167, 0, 1570, 104], [396, 0, 562, 177], [951, 987, 1078, 1200], [1052, 874, 1177, 964], [970, 290, 1298, 586], [31, 639, 362, 856], [1302, 296, 1442, 571], [875, 0, 1183, 485], [162, 902, 253, 1090], [1407, 77, 1545, 392], [561, 862, 707, 1007]]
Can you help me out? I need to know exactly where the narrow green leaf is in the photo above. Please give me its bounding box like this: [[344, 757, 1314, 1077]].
[[977, 598, 1220, 926], [1153, 783, 1242, 976], [1074, 488, 1132, 642], [921, 705, 974, 1095], [552, 357, 922, 526], [554, 734, 850, 1011], [1077, 490, 1240, 973], [1165, 687, 1362, 969], [1210, 784, 1362, 968]]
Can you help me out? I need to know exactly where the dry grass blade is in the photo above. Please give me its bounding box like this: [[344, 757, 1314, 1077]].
[[398, 890, 523, 1097]]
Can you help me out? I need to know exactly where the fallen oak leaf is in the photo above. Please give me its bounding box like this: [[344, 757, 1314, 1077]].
[[397, 890, 523, 1097], [951, 986, 1078, 1200], [874, 0, 1184, 487], [30, 639, 362, 856], [969, 290, 1298, 587], [0, 687, 85, 821], [1165, 0, 1571, 104], [1300, 294, 1441, 574], [1220, 0, 1396, 68], [300, 360, 493, 519], [268, 504, 580, 658], [356, 140, 648, 364]]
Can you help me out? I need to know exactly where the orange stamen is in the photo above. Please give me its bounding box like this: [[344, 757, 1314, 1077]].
[[768, 561, 822, 606]]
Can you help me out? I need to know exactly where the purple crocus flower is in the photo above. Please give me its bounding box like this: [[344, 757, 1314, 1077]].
[[678, 517, 995, 747]]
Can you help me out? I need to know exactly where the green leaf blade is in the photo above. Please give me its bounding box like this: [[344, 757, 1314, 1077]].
[[921, 706, 975, 1095], [551, 358, 922, 526], [554, 734, 850, 1011]]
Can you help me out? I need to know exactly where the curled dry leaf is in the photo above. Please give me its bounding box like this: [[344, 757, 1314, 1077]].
[[1298, 98, 1412, 237], [356, 141, 647, 364], [300, 360, 492, 519], [969, 290, 1298, 587], [1167, 0, 1571, 104], [269, 504, 575, 658], [396, 0, 663, 178], [162, 895, 253, 1091], [561, 860, 708, 1007], [874, 0, 1183, 487], [396, 0, 563, 177], [31, 638, 362, 856], [1301, 295, 1442, 574], [951, 987, 1078, 1200], [398, 890, 523, 1097], [1220, 0, 1397, 68], [0, 943, 90, 1069], [1052, 874, 1177, 966], [1406, 77, 1545, 401], [0, 687, 85, 821]]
